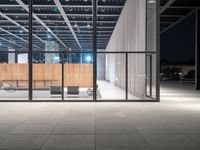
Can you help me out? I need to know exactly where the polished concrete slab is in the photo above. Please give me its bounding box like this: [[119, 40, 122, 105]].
[[0, 81, 199, 149]]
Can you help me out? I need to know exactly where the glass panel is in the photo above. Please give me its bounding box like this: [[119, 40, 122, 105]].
[[64, 53, 93, 101], [32, 52, 62, 101], [128, 53, 156, 100], [97, 0, 126, 51], [97, 53, 126, 100], [0, 0, 29, 101], [0, 52, 29, 101]]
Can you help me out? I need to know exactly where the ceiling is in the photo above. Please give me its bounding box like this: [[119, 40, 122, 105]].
[[0, 0, 197, 52], [0, 0, 126, 51], [160, 0, 198, 33]]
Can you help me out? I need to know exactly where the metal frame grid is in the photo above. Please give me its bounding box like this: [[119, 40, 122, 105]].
[[0, 0, 160, 102]]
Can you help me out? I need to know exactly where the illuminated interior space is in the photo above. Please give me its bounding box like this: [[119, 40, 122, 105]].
[[0, 0, 159, 101]]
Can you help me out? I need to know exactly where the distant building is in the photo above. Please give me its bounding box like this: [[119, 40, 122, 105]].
[[161, 60, 195, 81]]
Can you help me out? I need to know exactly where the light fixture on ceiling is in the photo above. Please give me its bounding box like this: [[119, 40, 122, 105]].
[[148, 0, 155, 3], [74, 23, 78, 28], [101, 8, 105, 12], [87, 24, 91, 28], [47, 34, 51, 39], [19, 29, 23, 33], [85, 7, 89, 12]]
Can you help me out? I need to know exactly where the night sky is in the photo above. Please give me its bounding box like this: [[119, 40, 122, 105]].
[[161, 14, 196, 64]]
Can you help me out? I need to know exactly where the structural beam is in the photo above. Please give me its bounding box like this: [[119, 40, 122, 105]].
[[0, 11, 44, 43], [3, 13, 120, 17], [0, 4, 123, 8], [0, 27, 41, 50], [161, 10, 195, 34], [0, 37, 26, 49], [53, 0, 82, 49], [195, 9, 200, 90], [160, 0, 176, 14], [15, 0, 69, 49]]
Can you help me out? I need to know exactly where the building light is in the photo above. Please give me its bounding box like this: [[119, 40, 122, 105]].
[[148, 0, 155, 3], [86, 55, 92, 62]]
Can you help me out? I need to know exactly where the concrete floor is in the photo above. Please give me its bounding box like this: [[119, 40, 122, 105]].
[[0, 81, 200, 150]]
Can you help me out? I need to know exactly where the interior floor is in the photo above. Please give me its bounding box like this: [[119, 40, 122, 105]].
[[0, 81, 199, 149], [0, 80, 140, 101]]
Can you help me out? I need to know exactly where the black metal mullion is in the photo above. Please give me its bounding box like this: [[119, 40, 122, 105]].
[[61, 53, 64, 101], [125, 53, 128, 100], [93, 0, 97, 101], [156, 0, 160, 101], [28, 0, 33, 101], [196, 9, 200, 90]]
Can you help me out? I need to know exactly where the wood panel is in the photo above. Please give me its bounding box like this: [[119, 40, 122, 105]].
[[0, 64, 93, 88]]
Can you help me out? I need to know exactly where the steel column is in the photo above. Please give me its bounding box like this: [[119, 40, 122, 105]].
[[28, 0, 33, 101], [156, 0, 160, 101], [195, 9, 200, 90], [125, 53, 128, 100], [61, 53, 64, 100], [93, 0, 97, 101]]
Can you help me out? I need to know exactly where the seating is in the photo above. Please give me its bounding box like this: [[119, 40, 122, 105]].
[[50, 86, 62, 96], [67, 86, 79, 95]]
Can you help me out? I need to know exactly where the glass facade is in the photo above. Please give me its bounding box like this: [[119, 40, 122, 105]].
[[0, 0, 159, 101]]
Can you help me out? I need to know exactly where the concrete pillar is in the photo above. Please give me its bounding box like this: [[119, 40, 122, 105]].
[[45, 41, 59, 64], [8, 48, 15, 63], [196, 10, 200, 90]]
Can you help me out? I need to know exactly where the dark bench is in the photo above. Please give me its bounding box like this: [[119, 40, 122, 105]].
[[50, 86, 62, 96], [67, 86, 79, 95]]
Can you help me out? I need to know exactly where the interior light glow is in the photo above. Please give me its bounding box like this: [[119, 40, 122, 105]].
[[86, 55, 92, 62]]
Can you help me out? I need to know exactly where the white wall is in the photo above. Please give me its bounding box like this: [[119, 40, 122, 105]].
[[18, 54, 28, 64], [8, 48, 15, 63], [105, 0, 146, 98]]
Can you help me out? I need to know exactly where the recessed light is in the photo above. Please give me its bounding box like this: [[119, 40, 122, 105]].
[[148, 0, 155, 3], [19, 30, 23, 33], [87, 24, 91, 28], [74, 23, 78, 28]]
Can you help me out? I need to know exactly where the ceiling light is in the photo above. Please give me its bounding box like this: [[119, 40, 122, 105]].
[[19, 30, 23, 33], [101, 8, 105, 12], [85, 7, 89, 11], [47, 34, 51, 39], [74, 23, 78, 28], [148, 0, 155, 3], [87, 24, 91, 28]]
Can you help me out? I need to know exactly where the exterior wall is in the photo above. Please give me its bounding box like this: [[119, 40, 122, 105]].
[[105, 0, 146, 98]]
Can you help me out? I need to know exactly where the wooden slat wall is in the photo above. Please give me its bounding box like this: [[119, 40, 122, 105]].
[[0, 64, 93, 88]]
